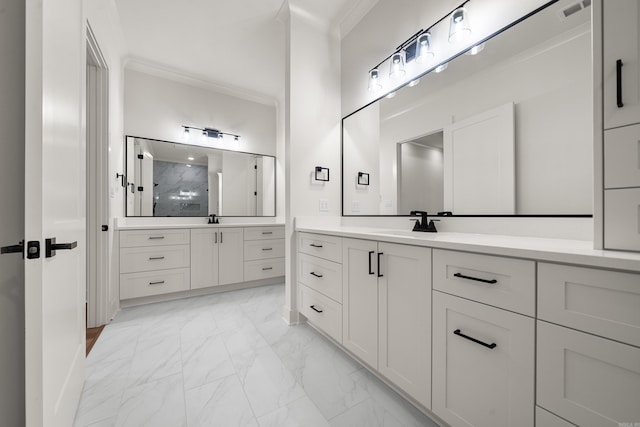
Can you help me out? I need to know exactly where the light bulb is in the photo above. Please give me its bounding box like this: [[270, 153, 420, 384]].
[[386, 91, 397, 99], [182, 127, 190, 141], [389, 52, 406, 80], [368, 69, 382, 92], [434, 63, 448, 73], [449, 7, 471, 44], [466, 42, 485, 55], [408, 79, 420, 87], [416, 32, 434, 64]]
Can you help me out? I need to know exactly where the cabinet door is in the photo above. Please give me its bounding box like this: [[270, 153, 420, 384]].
[[219, 227, 244, 285], [191, 229, 219, 289], [537, 321, 640, 427], [342, 238, 378, 368], [603, 0, 640, 129], [432, 291, 535, 427], [378, 243, 431, 409]]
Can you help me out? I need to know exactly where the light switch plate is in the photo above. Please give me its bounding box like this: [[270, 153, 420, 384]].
[[319, 199, 329, 212]]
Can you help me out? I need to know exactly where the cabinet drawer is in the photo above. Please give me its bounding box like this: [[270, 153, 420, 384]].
[[536, 407, 576, 427], [604, 188, 640, 251], [299, 284, 342, 343], [244, 226, 284, 241], [433, 249, 535, 316], [538, 263, 640, 347], [432, 291, 535, 427], [605, 125, 640, 189], [244, 258, 284, 281], [298, 232, 342, 263], [120, 228, 190, 248], [537, 321, 640, 427], [120, 245, 190, 273], [120, 268, 190, 299], [298, 253, 342, 303], [244, 239, 285, 261]]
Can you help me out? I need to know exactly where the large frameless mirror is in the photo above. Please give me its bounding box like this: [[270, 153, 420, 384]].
[[125, 136, 276, 217]]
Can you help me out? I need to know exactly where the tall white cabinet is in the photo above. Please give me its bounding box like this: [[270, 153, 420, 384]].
[[601, 0, 640, 250]]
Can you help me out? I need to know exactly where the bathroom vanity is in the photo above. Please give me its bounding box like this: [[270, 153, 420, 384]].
[[295, 225, 640, 427], [116, 223, 285, 304]]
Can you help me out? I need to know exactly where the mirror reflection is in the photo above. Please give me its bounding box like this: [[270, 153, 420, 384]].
[[342, 0, 592, 216], [125, 136, 276, 217]]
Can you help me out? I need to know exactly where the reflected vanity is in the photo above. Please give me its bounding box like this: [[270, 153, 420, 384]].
[[342, 0, 592, 216], [125, 136, 276, 217]]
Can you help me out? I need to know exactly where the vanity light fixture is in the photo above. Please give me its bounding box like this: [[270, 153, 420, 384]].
[[365, 0, 470, 92], [389, 51, 406, 80], [368, 69, 382, 92], [181, 125, 241, 142], [415, 32, 434, 64], [448, 7, 472, 44]]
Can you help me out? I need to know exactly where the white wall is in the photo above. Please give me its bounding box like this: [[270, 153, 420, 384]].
[[398, 142, 444, 214], [283, 2, 342, 322], [124, 68, 277, 157]]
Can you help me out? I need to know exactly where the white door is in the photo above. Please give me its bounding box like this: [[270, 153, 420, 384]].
[[342, 238, 379, 368], [378, 243, 431, 409], [25, 0, 86, 425], [444, 102, 515, 214], [603, 0, 640, 130]]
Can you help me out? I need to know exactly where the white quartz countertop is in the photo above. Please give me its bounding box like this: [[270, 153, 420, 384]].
[[116, 222, 284, 230], [296, 224, 640, 273]]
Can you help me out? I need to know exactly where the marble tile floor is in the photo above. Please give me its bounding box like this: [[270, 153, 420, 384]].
[[74, 283, 439, 427]]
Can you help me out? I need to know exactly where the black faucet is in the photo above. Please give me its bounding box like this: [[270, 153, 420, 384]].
[[410, 210, 438, 232], [208, 214, 219, 224]]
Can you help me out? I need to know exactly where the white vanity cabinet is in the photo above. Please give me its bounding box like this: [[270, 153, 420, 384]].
[[243, 226, 285, 281], [537, 263, 640, 427], [342, 237, 431, 409], [119, 228, 191, 299], [431, 249, 535, 427], [191, 228, 244, 289], [603, 0, 640, 130]]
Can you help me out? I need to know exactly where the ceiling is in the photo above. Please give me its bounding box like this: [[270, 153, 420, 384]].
[[114, 0, 373, 104]]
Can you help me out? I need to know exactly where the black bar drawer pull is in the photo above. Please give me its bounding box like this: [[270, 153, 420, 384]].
[[149, 236, 165, 240], [262, 267, 273, 271], [453, 272, 497, 284], [310, 305, 323, 313], [149, 256, 165, 260], [377, 252, 384, 277], [262, 248, 273, 251], [149, 281, 165, 285], [310, 243, 323, 248], [368, 251, 375, 275], [454, 329, 497, 349], [310, 272, 323, 278], [262, 231, 273, 235], [617, 59, 624, 108]]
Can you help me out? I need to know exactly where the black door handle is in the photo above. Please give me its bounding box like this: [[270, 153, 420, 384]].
[[453, 329, 497, 349], [1, 241, 24, 255], [453, 272, 497, 284], [377, 252, 384, 277], [45, 238, 78, 258], [617, 59, 624, 108], [368, 251, 375, 275]]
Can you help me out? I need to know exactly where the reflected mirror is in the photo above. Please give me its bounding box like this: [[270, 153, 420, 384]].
[[125, 136, 276, 217], [342, 0, 592, 216]]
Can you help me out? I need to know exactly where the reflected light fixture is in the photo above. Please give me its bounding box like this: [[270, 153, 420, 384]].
[[466, 42, 485, 55], [415, 32, 435, 63], [408, 78, 420, 87], [448, 7, 471, 43], [434, 63, 448, 73], [386, 91, 397, 99], [389, 51, 406, 79], [181, 125, 241, 142], [368, 69, 382, 92]]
